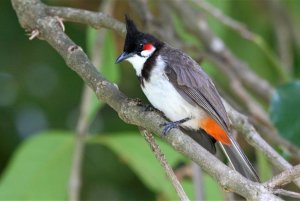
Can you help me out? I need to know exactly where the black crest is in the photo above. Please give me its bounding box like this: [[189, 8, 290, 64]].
[[124, 15, 143, 53], [123, 15, 163, 54], [125, 15, 139, 36]]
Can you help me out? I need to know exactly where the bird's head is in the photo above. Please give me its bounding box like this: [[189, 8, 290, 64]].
[[115, 16, 163, 70]]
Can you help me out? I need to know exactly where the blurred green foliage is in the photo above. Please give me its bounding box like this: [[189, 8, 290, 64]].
[[0, 132, 155, 200], [270, 81, 300, 147], [1, 0, 300, 200]]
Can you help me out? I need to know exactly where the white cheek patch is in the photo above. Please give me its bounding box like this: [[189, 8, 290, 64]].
[[141, 47, 156, 57], [125, 46, 156, 76], [126, 54, 147, 76]]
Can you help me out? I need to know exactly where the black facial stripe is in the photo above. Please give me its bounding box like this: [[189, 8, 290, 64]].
[[141, 44, 163, 81]]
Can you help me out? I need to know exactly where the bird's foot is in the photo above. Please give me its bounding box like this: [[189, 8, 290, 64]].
[[143, 104, 158, 112], [132, 98, 143, 106], [160, 117, 191, 136]]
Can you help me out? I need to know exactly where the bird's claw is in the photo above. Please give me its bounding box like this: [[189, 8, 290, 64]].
[[143, 104, 157, 112], [160, 117, 191, 136], [160, 121, 180, 136], [132, 98, 143, 106]]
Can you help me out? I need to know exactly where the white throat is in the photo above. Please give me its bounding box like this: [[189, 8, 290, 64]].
[[126, 47, 156, 76]]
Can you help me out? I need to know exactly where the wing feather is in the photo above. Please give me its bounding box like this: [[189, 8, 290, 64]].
[[161, 46, 229, 132], [160, 46, 260, 182]]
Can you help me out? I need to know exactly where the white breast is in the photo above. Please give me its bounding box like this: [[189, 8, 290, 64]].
[[141, 56, 207, 129]]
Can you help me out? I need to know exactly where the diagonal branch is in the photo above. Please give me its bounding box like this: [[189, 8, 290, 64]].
[[167, 0, 274, 103], [191, 0, 288, 81], [265, 164, 300, 188], [11, 0, 290, 199], [45, 6, 125, 37], [225, 102, 300, 187], [46, 2, 300, 162], [139, 128, 189, 201]]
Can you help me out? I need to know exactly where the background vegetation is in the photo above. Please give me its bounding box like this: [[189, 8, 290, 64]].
[[1, 0, 300, 200]]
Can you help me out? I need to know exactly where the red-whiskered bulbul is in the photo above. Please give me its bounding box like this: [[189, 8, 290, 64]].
[[116, 16, 260, 182]]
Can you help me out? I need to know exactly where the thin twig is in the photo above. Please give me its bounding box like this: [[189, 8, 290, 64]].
[[139, 128, 190, 201], [68, 2, 113, 200], [45, 6, 125, 37], [191, 0, 289, 81], [69, 86, 94, 201], [273, 189, 300, 199], [265, 164, 300, 188], [255, 123, 300, 162], [192, 162, 204, 201], [264, 0, 293, 74], [168, 0, 274, 102], [225, 102, 300, 188], [191, 0, 255, 40], [254, 125, 300, 162], [205, 52, 271, 127], [45, 1, 300, 162]]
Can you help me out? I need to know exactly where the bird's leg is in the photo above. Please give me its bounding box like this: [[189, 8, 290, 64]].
[[160, 117, 191, 136]]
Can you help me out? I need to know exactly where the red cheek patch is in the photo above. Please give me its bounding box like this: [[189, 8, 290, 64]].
[[143, 43, 153, 51]]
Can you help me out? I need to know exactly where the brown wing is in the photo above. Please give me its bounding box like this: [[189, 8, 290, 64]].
[[160, 46, 260, 181], [161, 46, 230, 132]]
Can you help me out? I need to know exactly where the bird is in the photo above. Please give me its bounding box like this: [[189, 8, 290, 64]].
[[115, 16, 260, 182]]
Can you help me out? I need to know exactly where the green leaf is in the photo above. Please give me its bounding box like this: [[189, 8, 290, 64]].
[[270, 81, 300, 147], [91, 133, 225, 200], [81, 136, 155, 201], [90, 133, 194, 200], [0, 131, 155, 201], [0, 131, 73, 200], [0, 131, 224, 200], [256, 150, 272, 182]]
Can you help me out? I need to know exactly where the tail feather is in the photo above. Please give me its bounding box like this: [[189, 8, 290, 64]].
[[218, 136, 260, 182]]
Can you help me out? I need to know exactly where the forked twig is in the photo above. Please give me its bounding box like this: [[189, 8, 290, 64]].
[[139, 127, 190, 201]]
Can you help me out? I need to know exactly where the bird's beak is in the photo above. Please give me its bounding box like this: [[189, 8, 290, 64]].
[[115, 52, 134, 64]]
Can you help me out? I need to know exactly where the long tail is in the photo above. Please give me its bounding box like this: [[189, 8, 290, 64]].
[[218, 136, 260, 182]]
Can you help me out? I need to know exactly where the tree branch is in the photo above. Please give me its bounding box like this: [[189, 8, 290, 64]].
[[167, 0, 274, 102], [191, 0, 255, 40], [69, 86, 94, 201], [139, 128, 189, 201], [191, 0, 288, 81], [45, 6, 125, 37], [265, 164, 300, 188], [68, 1, 114, 200], [273, 189, 300, 199], [225, 102, 300, 187], [46, 1, 300, 162], [11, 0, 289, 199]]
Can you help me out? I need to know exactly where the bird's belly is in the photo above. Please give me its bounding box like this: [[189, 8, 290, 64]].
[[141, 73, 207, 130]]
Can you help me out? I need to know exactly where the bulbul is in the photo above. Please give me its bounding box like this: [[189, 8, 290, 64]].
[[116, 16, 260, 182]]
